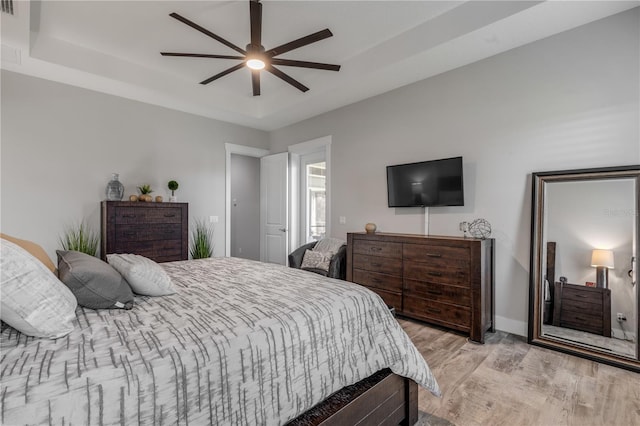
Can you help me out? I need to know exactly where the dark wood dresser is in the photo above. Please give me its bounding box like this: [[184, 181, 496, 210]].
[[347, 232, 494, 343], [101, 201, 188, 263], [552, 282, 611, 337]]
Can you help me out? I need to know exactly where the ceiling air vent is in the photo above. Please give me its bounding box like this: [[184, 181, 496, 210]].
[[1, 0, 14, 15]]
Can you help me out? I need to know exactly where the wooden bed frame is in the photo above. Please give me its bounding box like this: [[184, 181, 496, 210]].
[[289, 369, 418, 426]]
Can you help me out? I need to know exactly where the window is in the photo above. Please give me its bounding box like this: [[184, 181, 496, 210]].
[[306, 161, 326, 241]]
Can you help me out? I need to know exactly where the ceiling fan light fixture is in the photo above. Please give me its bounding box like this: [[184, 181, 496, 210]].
[[161, 1, 340, 95], [246, 58, 266, 70]]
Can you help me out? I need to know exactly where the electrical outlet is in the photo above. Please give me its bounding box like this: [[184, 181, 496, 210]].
[[617, 313, 627, 321]]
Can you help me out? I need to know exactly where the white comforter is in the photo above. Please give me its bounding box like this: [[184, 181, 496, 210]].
[[0, 257, 439, 425]]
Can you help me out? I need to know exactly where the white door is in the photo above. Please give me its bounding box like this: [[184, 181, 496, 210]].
[[260, 153, 289, 264]]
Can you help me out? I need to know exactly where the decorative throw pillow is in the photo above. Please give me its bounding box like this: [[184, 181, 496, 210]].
[[57, 250, 134, 310], [313, 237, 345, 257], [0, 239, 77, 338], [301, 249, 332, 272], [107, 253, 176, 296], [0, 233, 57, 274]]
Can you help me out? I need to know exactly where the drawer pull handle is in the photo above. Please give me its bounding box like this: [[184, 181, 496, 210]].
[[426, 253, 442, 258], [428, 272, 442, 277], [370, 247, 382, 252], [427, 290, 442, 296], [122, 214, 136, 219], [164, 214, 176, 218], [371, 263, 382, 268], [371, 278, 381, 283], [427, 308, 442, 314]]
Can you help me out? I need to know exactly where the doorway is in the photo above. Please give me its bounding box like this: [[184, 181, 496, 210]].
[[230, 154, 260, 260], [225, 143, 269, 258]]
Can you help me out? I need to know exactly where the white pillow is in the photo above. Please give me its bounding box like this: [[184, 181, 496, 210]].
[[301, 249, 331, 272], [107, 253, 176, 296], [0, 239, 77, 338]]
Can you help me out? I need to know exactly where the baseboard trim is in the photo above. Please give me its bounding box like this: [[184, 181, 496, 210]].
[[495, 316, 527, 337]]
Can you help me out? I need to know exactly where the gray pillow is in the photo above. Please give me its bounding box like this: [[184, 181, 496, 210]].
[[57, 250, 134, 310]]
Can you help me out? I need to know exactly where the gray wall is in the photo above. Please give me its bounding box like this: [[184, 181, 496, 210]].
[[230, 154, 261, 261], [1, 71, 269, 261], [269, 9, 640, 335]]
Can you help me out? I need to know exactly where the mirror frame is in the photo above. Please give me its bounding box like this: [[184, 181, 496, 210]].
[[528, 165, 640, 372]]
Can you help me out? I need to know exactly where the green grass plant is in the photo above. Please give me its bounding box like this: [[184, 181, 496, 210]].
[[190, 219, 214, 259], [60, 222, 100, 256]]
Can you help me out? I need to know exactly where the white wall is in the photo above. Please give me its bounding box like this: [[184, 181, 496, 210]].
[[1, 71, 269, 261], [269, 9, 640, 336]]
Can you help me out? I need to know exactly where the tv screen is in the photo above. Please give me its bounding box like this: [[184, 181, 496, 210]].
[[387, 156, 464, 207]]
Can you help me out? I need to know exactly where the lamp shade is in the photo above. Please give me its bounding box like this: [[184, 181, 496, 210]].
[[591, 249, 614, 269]]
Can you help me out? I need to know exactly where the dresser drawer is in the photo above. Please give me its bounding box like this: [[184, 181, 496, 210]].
[[353, 240, 402, 259], [114, 207, 182, 224], [366, 287, 402, 311], [560, 312, 604, 335], [116, 224, 182, 242], [353, 269, 403, 292], [404, 262, 469, 287], [560, 297, 603, 315], [353, 254, 402, 276], [404, 279, 470, 307], [403, 243, 469, 269], [114, 239, 183, 258], [562, 287, 604, 306], [402, 298, 470, 329]]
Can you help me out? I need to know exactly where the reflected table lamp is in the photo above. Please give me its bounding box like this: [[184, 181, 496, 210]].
[[591, 249, 614, 289]]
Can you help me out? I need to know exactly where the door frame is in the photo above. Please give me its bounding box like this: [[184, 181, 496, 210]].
[[288, 135, 332, 249], [225, 143, 269, 257]]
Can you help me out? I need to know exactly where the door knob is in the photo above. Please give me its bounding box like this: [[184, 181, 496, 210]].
[[279, 228, 287, 232]]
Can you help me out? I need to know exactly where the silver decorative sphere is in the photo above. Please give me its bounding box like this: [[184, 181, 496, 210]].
[[468, 218, 491, 239]]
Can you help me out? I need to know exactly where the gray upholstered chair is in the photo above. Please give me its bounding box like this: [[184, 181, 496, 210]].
[[288, 241, 347, 280]]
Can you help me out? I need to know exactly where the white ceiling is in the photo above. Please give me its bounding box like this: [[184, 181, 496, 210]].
[[2, 1, 638, 131]]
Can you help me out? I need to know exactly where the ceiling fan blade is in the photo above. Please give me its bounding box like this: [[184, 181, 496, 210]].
[[161, 52, 246, 60], [250, 0, 262, 48], [200, 63, 246, 85], [252, 70, 261, 96], [266, 29, 333, 57], [266, 65, 309, 92], [169, 12, 246, 55], [271, 58, 340, 72]]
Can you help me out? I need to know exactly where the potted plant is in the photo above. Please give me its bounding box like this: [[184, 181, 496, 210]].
[[59, 221, 100, 256], [168, 180, 179, 202], [190, 219, 214, 259], [137, 184, 153, 202]]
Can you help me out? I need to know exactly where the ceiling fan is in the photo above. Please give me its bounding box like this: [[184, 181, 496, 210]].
[[161, 0, 341, 96]]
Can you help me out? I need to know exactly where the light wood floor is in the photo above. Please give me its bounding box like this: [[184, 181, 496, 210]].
[[399, 318, 640, 426]]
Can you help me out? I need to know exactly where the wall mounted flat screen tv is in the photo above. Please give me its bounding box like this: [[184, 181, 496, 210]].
[[387, 156, 464, 207]]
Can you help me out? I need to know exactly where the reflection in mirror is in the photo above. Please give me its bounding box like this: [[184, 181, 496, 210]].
[[529, 165, 640, 372], [541, 178, 636, 358]]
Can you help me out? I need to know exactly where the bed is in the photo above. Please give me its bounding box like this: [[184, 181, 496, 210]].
[[0, 255, 439, 425]]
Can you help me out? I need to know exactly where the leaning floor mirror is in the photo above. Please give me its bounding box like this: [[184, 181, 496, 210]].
[[529, 165, 640, 372]]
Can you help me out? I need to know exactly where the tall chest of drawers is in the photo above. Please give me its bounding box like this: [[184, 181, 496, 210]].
[[101, 201, 188, 263], [347, 232, 494, 343]]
